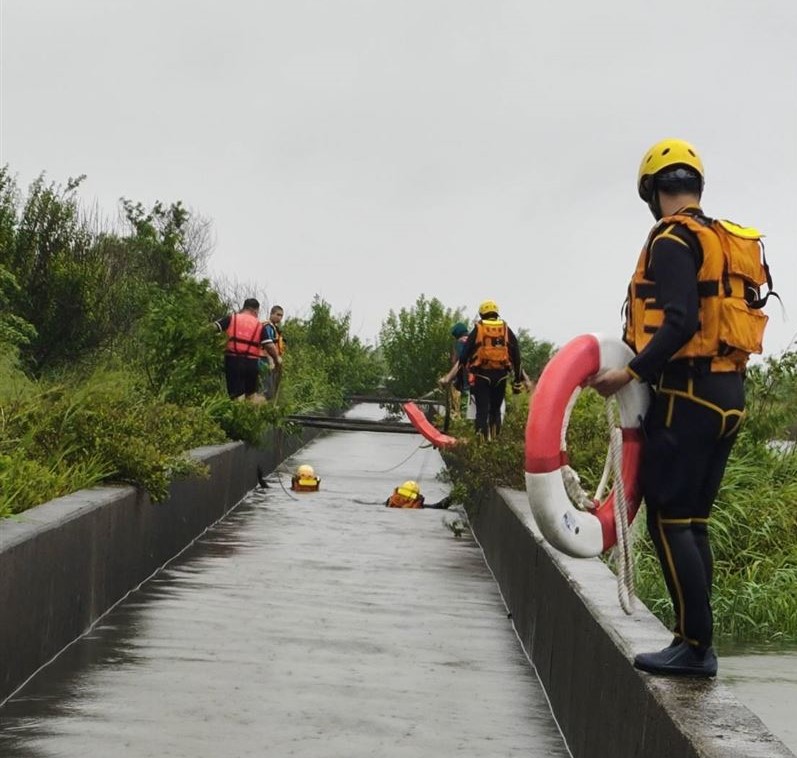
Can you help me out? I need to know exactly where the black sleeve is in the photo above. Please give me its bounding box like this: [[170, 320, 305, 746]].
[[422, 496, 452, 510], [507, 328, 522, 382], [628, 227, 701, 382], [214, 315, 231, 331]]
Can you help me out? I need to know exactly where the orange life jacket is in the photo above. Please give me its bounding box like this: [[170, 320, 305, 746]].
[[386, 487, 425, 508], [273, 327, 285, 356], [261, 322, 286, 360], [225, 312, 263, 358], [624, 213, 772, 372], [291, 475, 320, 492], [470, 319, 511, 370]]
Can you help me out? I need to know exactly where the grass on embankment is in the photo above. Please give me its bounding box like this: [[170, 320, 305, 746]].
[[0, 365, 280, 518]]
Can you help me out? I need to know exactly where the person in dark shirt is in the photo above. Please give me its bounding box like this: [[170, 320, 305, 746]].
[[589, 138, 772, 677], [262, 305, 285, 400], [214, 298, 268, 402], [439, 301, 523, 439], [448, 322, 471, 418]]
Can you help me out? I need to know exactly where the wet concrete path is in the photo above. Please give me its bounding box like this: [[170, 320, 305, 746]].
[[0, 408, 569, 757]]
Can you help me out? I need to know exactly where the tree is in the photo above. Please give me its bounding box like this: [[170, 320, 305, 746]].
[[516, 329, 556, 381], [0, 167, 217, 373], [281, 297, 384, 410], [379, 295, 464, 398], [134, 278, 227, 404]]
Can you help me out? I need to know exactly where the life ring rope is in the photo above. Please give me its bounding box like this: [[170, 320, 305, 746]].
[[561, 464, 597, 512], [606, 400, 636, 615]]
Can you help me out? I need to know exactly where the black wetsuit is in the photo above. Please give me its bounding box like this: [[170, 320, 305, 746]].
[[628, 206, 745, 651], [458, 322, 522, 439]]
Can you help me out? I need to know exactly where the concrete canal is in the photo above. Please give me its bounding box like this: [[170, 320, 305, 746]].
[[0, 407, 569, 757]]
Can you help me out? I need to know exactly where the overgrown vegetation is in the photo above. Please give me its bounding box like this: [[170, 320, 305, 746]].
[[0, 167, 382, 516], [281, 296, 384, 411], [442, 347, 797, 644], [380, 294, 464, 398]]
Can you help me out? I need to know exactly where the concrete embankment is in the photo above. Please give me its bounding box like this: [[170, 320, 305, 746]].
[[0, 427, 316, 702], [471, 486, 794, 758]]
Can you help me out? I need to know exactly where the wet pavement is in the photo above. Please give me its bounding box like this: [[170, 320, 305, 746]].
[[0, 407, 569, 757], [722, 650, 797, 754]]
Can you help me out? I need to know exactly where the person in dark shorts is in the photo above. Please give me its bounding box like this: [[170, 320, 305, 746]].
[[214, 298, 268, 402]]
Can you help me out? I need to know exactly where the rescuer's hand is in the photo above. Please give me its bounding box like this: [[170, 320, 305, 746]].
[[438, 375, 451, 388], [587, 368, 632, 397]]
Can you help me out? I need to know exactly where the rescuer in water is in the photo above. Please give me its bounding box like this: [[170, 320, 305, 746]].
[[385, 481, 452, 509], [291, 464, 321, 492]]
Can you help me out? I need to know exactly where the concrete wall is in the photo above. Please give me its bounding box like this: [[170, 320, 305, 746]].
[[0, 427, 316, 702], [470, 487, 794, 758]]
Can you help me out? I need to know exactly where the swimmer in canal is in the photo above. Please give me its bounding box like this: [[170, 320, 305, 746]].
[[385, 481, 452, 509]]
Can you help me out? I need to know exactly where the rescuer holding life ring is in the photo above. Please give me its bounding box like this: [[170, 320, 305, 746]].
[[589, 139, 775, 677]]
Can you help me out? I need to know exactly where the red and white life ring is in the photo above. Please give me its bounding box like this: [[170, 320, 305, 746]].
[[524, 334, 649, 558]]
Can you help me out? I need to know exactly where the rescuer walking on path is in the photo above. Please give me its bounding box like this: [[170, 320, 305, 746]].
[[439, 301, 523, 440], [589, 138, 775, 677]]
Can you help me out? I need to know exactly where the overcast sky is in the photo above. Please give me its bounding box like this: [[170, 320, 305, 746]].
[[1, 0, 795, 356]]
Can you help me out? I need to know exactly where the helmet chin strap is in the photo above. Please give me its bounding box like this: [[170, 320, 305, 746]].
[[647, 186, 663, 220]]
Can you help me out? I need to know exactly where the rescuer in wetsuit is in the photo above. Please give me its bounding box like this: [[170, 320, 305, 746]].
[[589, 138, 773, 677], [385, 480, 452, 509], [439, 301, 523, 440]]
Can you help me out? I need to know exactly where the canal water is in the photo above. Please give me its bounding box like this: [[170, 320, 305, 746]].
[[0, 407, 569, 757]]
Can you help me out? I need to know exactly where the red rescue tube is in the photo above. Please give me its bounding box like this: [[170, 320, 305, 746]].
[[403, 402, 458, 449]]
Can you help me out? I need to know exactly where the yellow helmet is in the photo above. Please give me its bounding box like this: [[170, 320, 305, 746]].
[[638, 138, 704, 202], [478, 300, 499, 317], [399, 480, 420, 497], [297, 464, 315, 478]]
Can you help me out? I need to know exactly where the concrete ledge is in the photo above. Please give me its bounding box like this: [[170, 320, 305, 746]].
[[0, 426, 317, 702], [470, 487, 794, 758]]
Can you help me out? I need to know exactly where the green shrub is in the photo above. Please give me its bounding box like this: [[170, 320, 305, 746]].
[[0, 371, 227, 509], [279, 296, 384, 412], [134, 278, 227, 404], [440, 393, 529, 510], [202, 394, 284, 446]]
